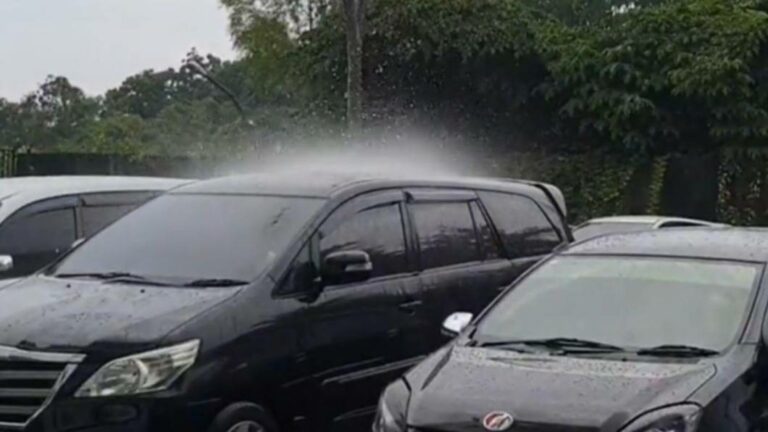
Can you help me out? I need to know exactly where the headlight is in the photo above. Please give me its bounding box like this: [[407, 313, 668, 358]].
[[373, 379, 411, 432], [75, 340, 200, 397], [622, 404, 702, 432]]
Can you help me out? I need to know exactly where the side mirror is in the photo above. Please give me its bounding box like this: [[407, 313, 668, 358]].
[[442, 312, 473, 337], [0, 255, 13, 273], [322, 250, 373, 285]]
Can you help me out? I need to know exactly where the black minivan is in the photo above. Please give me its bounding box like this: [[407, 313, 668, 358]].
[[374, 228, 768, 432], [0, 172, 568, 432]]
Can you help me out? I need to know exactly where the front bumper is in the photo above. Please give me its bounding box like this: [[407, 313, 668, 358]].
[[19, 397, 222, 432]]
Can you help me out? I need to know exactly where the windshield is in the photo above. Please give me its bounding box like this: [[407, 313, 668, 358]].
[[51, 193, 324, 284], [474, 256, 760, 352], [572, 222, 653, 241]]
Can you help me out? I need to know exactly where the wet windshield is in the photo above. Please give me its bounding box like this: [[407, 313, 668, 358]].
[[51, 193, 324, 284], [474, 256, 760, 352]]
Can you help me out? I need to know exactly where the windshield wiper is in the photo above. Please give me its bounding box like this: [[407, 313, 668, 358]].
[[57, 272, 140, 280], [636, 345, 719, 358], [181, 278, 249, 288], [56, 272, 175, 287], [479, 337, 625, 353]]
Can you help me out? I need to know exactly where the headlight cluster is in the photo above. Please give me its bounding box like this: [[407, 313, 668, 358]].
[[622, 404, 702, 432], [76, 340, 200, 397], [373, 379, 411, 432]]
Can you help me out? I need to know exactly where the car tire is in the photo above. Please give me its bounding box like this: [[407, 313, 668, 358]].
[[207, 402, 279, 432]]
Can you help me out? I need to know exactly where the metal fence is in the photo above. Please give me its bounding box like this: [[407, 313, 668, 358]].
[[0, 148, 15, 178], [0, 151, 218, 179]]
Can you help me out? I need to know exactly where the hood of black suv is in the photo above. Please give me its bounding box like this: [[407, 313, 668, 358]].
[[0, 276, 241, 353], [405, 346, 716, 431]]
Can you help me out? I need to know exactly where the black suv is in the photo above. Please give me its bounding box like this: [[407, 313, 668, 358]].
[[0, 172, 568, 432]]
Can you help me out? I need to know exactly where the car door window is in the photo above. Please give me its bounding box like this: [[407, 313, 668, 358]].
[[320, 203, 408, 281], [0, 208, 77, 256], [479, 191, 562, 257], [81, 205, 136, 236], [80, 192, 158, 236], [410, 202, 481, 270], [470, 201, 502, 260], [279, 243, 317, 295]]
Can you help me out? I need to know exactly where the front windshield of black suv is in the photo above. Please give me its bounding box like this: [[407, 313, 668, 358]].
[[475, 256, 761, 353], [51, 193, 325, 284]]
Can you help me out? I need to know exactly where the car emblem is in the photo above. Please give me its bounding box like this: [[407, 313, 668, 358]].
[[482, 411, 514, 431]]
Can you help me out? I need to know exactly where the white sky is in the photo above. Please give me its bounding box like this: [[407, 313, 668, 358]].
[[0, 0, 237, 101]]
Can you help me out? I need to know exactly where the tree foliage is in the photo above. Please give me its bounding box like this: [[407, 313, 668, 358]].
[[5, 0, 768, 157]]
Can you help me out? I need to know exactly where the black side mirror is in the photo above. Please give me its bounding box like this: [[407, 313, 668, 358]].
[[322, 250, 373, 285]]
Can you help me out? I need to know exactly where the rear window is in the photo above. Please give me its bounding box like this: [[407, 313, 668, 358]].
[[479, 191, 561, 258]]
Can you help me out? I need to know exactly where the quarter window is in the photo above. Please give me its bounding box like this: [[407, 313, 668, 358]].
[[479, 191, 561, 257], [320, 203, 408, 280], [410, 202, 481, 270]]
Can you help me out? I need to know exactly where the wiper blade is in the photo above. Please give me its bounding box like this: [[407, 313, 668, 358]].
[[56, 272, 138, 280], [56, 272, 175, 287], [181, 278, 249, 287], [636, 345, 719, 358], [481, 337, 625, 352]]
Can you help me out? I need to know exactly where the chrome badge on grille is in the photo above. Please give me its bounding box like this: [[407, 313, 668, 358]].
[[482, 411, 515, 431]]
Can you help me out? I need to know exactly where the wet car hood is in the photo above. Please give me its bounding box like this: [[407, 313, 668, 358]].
[[0, 277, 22, 289], [406, 346, 716, 431], [0, 276, 241, 353]]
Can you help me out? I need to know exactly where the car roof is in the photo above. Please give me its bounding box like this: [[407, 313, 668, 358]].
[[582, 215, 722, 226], [565, 228, 768, 263], [174, 171, 555, 201], [0, 176, 189, 218]]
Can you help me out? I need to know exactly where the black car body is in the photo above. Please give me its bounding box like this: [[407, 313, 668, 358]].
[[0, 172, 569, 432], [375, 228, 768, 432]]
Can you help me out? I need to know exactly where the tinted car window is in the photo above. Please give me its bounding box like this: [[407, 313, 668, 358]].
[[52, 194, 325, 283], [479, 192, 561, 257], [0, 208, 76, 255], [82, 205, 136, 236], [411, 202, 480, 270], [470, 201, 501, 260], [280, 244, 316, 294], [320, 203, 407, 280]]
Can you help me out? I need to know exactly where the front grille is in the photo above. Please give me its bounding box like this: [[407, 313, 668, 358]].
[[0, 348, 83, 429]]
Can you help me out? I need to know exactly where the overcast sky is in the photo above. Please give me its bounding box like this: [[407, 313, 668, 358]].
[[0, 0, 237, 101]]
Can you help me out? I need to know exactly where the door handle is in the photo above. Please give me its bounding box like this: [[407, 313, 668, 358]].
[[398, 300, 423, 312]]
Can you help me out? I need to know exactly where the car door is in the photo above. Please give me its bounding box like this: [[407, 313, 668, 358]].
[[0, 196, 78, 279], [298, 190, 429, 431], [406, 189, 509, 347]]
